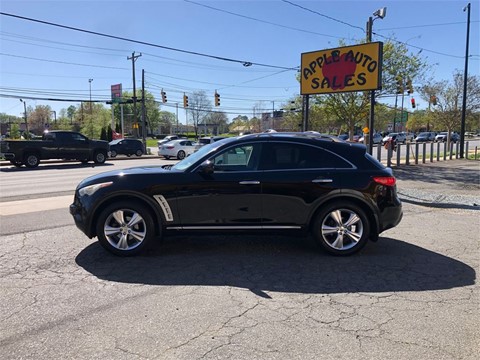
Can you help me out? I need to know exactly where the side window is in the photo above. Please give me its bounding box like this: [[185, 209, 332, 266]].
[[260, 142, 352, 170], [212, 144, 258, 171], [43, 133, 55, 141], [71, 133, 86, 142]]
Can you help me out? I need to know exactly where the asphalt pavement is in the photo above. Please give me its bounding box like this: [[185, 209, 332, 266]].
[[1, 151, 479, 209]]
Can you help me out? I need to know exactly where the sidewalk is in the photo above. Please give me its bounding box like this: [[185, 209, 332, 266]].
[[393, 160, 480, 209]]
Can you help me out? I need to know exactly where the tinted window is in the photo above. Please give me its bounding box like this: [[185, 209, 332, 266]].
[[212, 144, 258, 171], [260, 142, 352, 170]]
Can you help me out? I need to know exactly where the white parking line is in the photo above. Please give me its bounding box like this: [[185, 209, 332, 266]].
[[0, 195, 73, 216]]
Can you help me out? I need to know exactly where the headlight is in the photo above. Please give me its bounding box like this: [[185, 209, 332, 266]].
[[78, 181, 113, 196]]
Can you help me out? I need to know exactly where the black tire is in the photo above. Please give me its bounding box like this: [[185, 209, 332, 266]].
[[312, 201, 370, 256], [10, 160, 23, 167], [95, 201, 156, 256], [135, 149, 143, 157], [24, 153, 40, 168], [110, 150, 117, 158], [93, 151, 107, 164], [164, 156, 170, 160], [177, 150, 186, 160], [81, 159, 89, 164]]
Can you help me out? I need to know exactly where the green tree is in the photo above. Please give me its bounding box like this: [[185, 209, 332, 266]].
[[421, 71, 480, 142]]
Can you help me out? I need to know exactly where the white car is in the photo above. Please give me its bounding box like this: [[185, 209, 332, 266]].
[[158, 139, 197, 160]]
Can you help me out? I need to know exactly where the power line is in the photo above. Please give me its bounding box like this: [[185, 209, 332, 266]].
[[184, 0, 343, 40], [0, 11, 297, 70], [281, 0, 365, 32], [0, 53, 130, 70]]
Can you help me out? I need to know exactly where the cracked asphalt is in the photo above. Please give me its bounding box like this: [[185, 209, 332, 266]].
[[0, 160, 478, 359]]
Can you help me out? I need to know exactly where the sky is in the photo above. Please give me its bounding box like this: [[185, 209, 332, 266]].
[[0, 0, 479, 127]]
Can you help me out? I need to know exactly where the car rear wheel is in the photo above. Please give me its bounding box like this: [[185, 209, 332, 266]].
[[96, 201, 155, 256], [135, 149, 143, 157], [93, 150, 107, 164], [312, 201, 370, 256], [24, 153, 40, 168], [177, 150, 186, 160]]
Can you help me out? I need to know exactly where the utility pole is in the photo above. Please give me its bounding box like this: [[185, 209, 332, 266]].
[[366, 7, 386, 154], [460, 3, 471, 158], [141, 69, 147, 149], [128, 52, 142, 138]]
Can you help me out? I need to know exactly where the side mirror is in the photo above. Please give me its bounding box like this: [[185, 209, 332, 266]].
[[198, 160, 214, 175]]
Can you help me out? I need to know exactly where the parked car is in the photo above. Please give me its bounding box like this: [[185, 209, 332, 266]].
[[414, 132, 436, 142], [0, 130, 109, 168], [400, 132, 415, 142], [435, 132, 460, 143], [157, 135, 185, 147], [158, 139, 197, 159], [359, 133, 382, 144], [382, 132, 406, 145], [109, 138, 144, 157], [195, 136, 228, 150], [70, 132, 403, 257], [337, 134, 349, 141]]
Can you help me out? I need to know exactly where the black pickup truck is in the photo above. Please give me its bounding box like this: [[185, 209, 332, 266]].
[[0, 131, 109, 168]]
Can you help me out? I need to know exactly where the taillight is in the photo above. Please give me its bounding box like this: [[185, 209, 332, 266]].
[[373, 176, 396, 186], [166, 145, 174, 149]]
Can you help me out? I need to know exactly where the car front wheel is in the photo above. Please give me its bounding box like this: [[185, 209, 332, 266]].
[[312, 201, 370, 256], [96, 201, 155, 256], [110, 150, 117, 158], [135, 149, 143, 157]]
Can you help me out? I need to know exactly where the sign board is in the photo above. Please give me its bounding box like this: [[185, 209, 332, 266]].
[[300, 42, 383, 95], [111, 84, 122, 104]]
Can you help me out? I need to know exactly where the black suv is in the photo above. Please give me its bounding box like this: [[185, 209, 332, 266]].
[[108, 138, 144, 157], [70, 133, 403, 256]]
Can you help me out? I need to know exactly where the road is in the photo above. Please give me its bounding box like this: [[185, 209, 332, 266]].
[[0, 157, 478, 359]]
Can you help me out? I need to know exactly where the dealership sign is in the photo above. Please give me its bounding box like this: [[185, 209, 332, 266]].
[[111, 84, 122, 103], [300, 42, 383, 95]]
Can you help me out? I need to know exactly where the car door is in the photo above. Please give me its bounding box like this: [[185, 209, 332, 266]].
[[59, 132, 91, 159], [257, 141, 354, 228], [174, 143, 263, 229]]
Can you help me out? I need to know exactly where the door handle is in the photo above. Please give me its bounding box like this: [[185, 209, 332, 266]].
[[312, 179, 333, 183], [239, 181, 260, 185]]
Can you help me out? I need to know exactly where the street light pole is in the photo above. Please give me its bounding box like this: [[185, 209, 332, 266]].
[[88, 79, 93, 114], [460, 2, 471, 158], [19, 99, 29, 138], [366, 7, 386, 155], [88, 78, 93, 138]]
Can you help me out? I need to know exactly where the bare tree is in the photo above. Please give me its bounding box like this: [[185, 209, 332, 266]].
[[188, 91, 212, 138]]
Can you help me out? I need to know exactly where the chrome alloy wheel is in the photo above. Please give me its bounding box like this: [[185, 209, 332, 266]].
[[320, 208, 364, 251], [103, 209, 147, 251]]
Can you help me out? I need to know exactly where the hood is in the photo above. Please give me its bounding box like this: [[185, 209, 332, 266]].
[[76, 165, 171, 189]]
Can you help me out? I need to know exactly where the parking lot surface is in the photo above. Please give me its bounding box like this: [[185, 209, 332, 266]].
[[0, 160, 478, 359]]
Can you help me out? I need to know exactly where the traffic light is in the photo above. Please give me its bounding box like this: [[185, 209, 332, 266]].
[[430, 95, 437, 106], [214, 91, 220, 107], [183, 94, 189, 107], [407, 78, 414, 94], [395, 75, 404, 94], [411, 98, 416, 108], [161, 90, 167, 103]]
